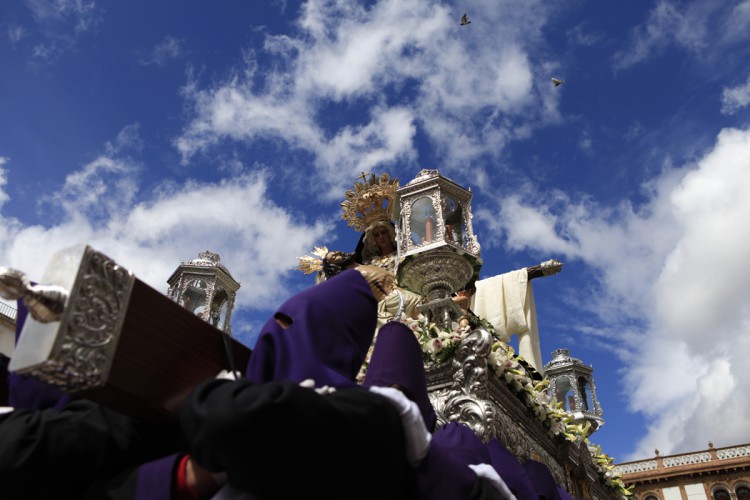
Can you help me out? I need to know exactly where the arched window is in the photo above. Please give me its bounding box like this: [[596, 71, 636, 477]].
[[713, 487, 731, 500], [736, 484, 750, 500], [643, 495, 658, 500], [577, 376, 593, 412]]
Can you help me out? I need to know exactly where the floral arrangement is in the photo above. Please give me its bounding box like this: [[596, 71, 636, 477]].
[[396, 315, 635, 499]]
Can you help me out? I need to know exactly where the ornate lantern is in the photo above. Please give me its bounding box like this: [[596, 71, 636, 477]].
[[394, 169, 482, 325], [166, 251, 240, 335], [544, 348, 605, 434]]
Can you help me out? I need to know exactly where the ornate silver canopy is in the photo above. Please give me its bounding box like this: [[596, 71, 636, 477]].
[[544, 348, 605, 434], [394, 169, 482, 326], [166, 251, 240, 335]]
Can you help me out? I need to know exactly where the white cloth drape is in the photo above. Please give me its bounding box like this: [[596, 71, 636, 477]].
[[469, 269, 544, 373]]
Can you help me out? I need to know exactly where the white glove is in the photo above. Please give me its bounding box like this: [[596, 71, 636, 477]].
[[369, 386, 431, 466], [299, 378, 337, 395], [215, 370, 242, 380], [468, 463, 517, 500]]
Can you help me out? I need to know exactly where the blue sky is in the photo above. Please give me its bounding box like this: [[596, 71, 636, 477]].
[[2, 0, 750, 464]]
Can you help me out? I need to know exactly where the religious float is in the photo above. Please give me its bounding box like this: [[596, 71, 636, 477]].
[[299, 169, 632, 500], [0, 168, 632, 498]]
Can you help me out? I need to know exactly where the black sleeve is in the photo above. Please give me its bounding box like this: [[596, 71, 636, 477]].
[[180, 379, 413, 500], [0, 400, 185, 499]]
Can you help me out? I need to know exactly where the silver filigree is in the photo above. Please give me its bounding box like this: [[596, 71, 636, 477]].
[[15, 247, 134, 391], [442, 328, 497, 441]]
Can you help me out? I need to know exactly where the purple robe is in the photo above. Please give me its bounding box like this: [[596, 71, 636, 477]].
[[557, 485, 577, 500], [486, 438, 539, 499], [522, 459, 563, 500], [179, 269, 414, 499], [362, 321, 437, 431], [416, 422, 492, 500]]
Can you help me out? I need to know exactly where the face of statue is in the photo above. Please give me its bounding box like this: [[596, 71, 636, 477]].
[[372, 225, 395, 254]]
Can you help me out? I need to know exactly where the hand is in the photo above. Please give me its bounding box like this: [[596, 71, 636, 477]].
[[355, 265, 396, 301], [368, 386, 431, 466], [215, 370, 242, 380], [468, 463, 517, 500]]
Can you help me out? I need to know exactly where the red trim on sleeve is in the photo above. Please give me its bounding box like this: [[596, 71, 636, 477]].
[[174, 454, 199, 500]]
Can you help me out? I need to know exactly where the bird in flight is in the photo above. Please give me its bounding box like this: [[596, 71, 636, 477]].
[[551, 77, 564, 87], [460, 13, 471, 26]]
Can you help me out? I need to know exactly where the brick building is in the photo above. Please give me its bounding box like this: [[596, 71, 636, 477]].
[[614, 443, 750, 499]]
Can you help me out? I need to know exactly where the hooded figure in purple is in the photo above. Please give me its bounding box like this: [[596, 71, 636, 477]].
[[244, 267, 377, 386], [362, 321, 437, 433], [362, 321, 515, 500], [179, 268, 415, 500]]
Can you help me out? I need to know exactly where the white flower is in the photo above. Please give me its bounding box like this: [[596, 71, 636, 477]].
[[549, 420, 565, 436], [424, 338, 443, 355]]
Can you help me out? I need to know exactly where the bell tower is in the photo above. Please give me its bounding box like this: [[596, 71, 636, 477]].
[[166, 251, 240, 335], [544, 348, 604, 434]]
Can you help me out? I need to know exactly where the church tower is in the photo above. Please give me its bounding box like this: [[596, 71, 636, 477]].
[[544, 348, 605, 434], [166, 251, 240, 335]]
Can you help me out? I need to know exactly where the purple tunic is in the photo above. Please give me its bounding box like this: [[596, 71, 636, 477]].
[[522, 459, 564, 500], [362, 321, 437, 431], [486, 438, 539, 499], [416, 422, 492, 500]]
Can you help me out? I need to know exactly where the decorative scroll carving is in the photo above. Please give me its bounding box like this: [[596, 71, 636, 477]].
[[442, 328, 497, 441], [29, 247, 134, 391]]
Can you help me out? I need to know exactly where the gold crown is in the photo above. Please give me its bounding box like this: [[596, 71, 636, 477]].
[[341, 172, 399, 232]]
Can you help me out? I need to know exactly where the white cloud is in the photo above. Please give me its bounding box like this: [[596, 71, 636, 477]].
[[722, 0, 750, 42], [7, 25, 27, 46], [42, 155, 140, 224], [140, 35, 185, 67], [22, 0, 103, 63], [567, 24, 601, 47], [613, 0, 708, 71], [0, 136, 331, 329], [578, 128, 593, 154], [655, 128, 750, 347], [0, 158, 10, 210], [721, 73, 750, 115], [25, 0, 102, 34], [478, 127, 750, 458], [174, 0, 560, 195]]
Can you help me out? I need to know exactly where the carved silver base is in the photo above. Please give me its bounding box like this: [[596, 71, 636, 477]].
[[9, 245, 134, 392], [397, 247, 479, 299]]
